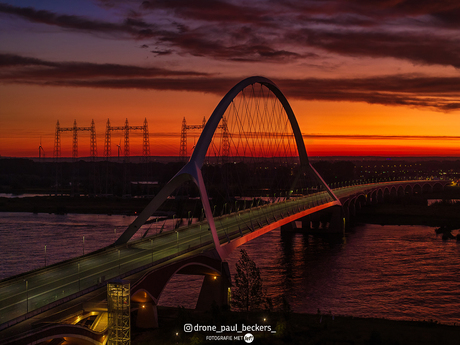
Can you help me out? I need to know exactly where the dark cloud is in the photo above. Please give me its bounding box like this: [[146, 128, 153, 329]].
[[2, 56, 458, 112], [156, 26, 304, 62], [277, 76, 460, 111], [283, 0, 460, 28], [0, 54, 56, 67], [0, 2, 161, 39], [289, 28, 460, 69], [141, 0, 269, 25], [0, 3, 302, 63], [150, 49, 173, 56], [3, 1, 460, 67], [0, 53, 208, 79]]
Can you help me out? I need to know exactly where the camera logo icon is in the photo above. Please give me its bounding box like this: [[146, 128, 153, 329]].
[[244, 333, 254, 343], [184, 323, 193, 332]]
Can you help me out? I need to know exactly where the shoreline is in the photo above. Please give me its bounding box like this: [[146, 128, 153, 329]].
[[355, 202, 460, 228], [0, 196, 151, 216]]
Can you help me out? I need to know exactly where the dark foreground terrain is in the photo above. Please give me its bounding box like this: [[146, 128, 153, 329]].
[[132, 307, 460, 345]]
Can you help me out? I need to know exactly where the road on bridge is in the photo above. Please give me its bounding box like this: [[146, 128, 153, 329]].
[[0, 180, 434, 329]]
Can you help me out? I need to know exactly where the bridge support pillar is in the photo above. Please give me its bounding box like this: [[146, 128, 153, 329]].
[[196, 262, 231, 311], [301, 216, 311, 230], [281, 222, 295, 231], [328, 206, 345, 233], [311, 219, 320, 230]]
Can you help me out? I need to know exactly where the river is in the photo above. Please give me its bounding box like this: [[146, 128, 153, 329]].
[[0, 212, 459, 324]]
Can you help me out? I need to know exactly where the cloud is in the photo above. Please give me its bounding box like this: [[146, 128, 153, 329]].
[[277, 76, 460, 111], [282, 0, 460, 28], [2, 54, 459, 112], [0, 2, 161, 39], [0, 53, 209, 79], [141, 0, 270, 25], [150, 49, 173, 56], [3, 2, 460, 67], [289, 28, 460, 69]]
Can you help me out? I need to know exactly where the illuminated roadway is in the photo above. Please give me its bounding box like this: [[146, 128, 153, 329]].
[[0, 180, 444, 331]]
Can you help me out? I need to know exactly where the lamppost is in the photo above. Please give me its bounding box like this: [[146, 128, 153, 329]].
[[25, 280, 28, 313], [82, 236, 85, 255], [44, 245, 47, 266], [118, 250, 121, 274], [77, 263, 80, 291], [175, 231, 179, 253]]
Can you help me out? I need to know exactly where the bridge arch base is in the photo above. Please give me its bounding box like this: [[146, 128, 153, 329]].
[[131, 254, 231, 328]]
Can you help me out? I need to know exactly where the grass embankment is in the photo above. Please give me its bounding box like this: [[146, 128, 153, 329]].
[[132, 307, 460, 345]]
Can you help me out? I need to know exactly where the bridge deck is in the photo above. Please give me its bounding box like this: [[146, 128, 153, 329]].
[[0, 180, 446, 330]]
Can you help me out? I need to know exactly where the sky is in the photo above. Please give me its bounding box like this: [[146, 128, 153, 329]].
[[1, 0, 460, 158]]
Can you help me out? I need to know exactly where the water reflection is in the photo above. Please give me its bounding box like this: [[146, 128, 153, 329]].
[[1, 212, 459, 324]]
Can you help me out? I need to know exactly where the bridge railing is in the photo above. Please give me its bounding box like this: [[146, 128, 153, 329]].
[[0, 186, 349, 328], [210, 190, 335, 244]]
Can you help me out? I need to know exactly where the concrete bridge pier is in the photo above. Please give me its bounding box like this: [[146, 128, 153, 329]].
[[195, 262, 232, 311], [310, 217, 321, 230], [300, 216, 311, 230], [328, 205, 345, 233], [280, 207, 344, 234]]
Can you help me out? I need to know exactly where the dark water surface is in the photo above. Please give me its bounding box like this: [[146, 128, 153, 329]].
[[1, 212, 459, 324]]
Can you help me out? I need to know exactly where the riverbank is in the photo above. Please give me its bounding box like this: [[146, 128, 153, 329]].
[[356, 202, 460, 228], [0, 196, 152, 215], [132, 307, 460, 345]]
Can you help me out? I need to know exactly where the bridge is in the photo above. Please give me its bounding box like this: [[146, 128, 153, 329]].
[[0, 77, 450, 344]]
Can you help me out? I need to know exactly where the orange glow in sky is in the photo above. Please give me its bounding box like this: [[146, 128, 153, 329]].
[[1, 1, 460, 158]]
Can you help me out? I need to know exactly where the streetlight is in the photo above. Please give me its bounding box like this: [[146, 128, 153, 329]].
[[44, 245, 47, 266], [25, 280, 28, 313], [82, 236, 85, 255], [77, 263, 80, 291], [150, 239, 154, 263], [175, 231, 179, 253], [118, 250, 121, 274]]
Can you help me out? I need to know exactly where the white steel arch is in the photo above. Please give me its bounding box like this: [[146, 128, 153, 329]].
[[114, 76, 336, 259]]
